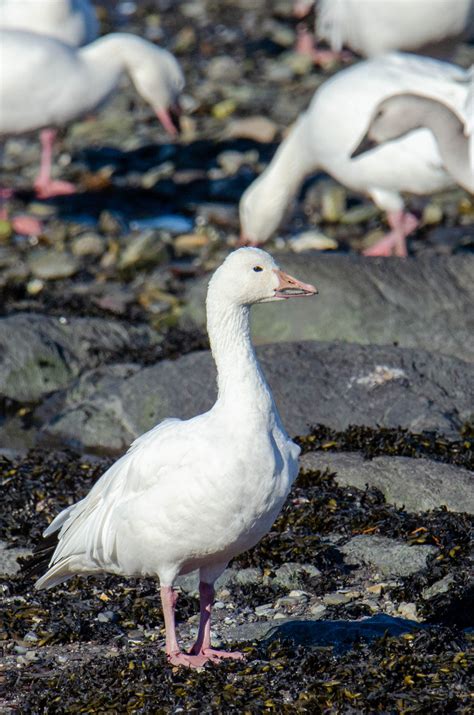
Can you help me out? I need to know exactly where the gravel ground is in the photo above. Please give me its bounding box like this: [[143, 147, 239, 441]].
[[1, 1, 473, 712]]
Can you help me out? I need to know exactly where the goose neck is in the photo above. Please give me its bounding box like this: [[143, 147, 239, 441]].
[[206, 298, 272, 412]]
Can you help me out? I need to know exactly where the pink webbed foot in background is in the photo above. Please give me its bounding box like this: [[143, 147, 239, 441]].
[[11, 215, 43, 235], [33, 128, 77, 199], [191, 646, 244, 662], [363, 211, 419, 258], [295, 25, 352, 67], [34, 179, 77, 200], [0, 192, 43, 235]]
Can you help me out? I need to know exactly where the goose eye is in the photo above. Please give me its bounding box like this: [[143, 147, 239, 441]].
[[253, 266, 263, 272]]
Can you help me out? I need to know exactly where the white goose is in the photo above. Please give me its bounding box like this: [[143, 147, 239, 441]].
[[294, 0, 474, 64], [0, 0, 98, 45], [0, 30, 184, 198], [239, 53, 471, 257], [351, 89, 474, 196], [34, 248, 318, 668]]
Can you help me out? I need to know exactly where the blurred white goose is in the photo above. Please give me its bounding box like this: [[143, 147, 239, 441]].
[[351, 89, 474, 198], [294, 0, 474, 64], [0, 0, 98, 45], [0, 30, 184, 198], [34, 248, 317, 669], [240, 53, 471, 256]]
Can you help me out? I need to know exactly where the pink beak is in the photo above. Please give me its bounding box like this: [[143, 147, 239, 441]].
[[273, 269, 318, 298], [156, 105, 181, 137]]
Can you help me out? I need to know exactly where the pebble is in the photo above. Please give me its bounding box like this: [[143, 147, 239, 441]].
[[422, 574, 454, 600], [173, 26, 197, 53], [396, 602, 419, 621], [212, 99, 237, 120], [119, 231, 168, 270], [129, 216, 193, 234], [321, 186, 346, 222], [224, 116, 278, 143], [340, 205, 379, 225], [255, 603, 275, 617], [309, 604, 327, 618], [206, 56, 241, 82], [141, 162, 175, 189], [323, 592, 354, 606], [71, 234, 105, 257], [26, 278, 45, 296], [27, 250, 79, 280], [174, 233, 209, 255], [290, 231, 338, 252], [422, 203, 443, 226], [288, 590, 309, 600], [281, 51, 313, 76], [0, 219, 12, 243]]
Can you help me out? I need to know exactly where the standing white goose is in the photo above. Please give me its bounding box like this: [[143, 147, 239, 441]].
[[239, 53, 471, 256], [0, 0, 98, 45], [33, 248, 318, 669], [351, 90, 474, 197], [0, 30, 184, 198], [294, 0, 474, 65]]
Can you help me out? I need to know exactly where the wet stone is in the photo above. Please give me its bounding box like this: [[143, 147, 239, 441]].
[[27, 250, 79, 280], [340, 535, 437, 578]]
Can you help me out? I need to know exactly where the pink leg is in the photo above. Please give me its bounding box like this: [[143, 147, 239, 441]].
[[295, 25, 352, 66], [0, 190, 43, 235], [363, 211, 418, 258], [160, 586, 209, 668], [34, 129, 76, 199], [190, 581, 244, 662]]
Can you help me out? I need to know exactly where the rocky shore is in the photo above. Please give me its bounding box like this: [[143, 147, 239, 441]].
[[1, 1, 473, 712]]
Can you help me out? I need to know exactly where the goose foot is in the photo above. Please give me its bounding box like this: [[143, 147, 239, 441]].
[[363, 211, 418, 257], [295, 25, 351, 67], [11, 215, 43, 235], [0, 196, 43, 236], [190, 646, 244, 662], [34, 179, 77, 200], [167, 650, 209, 668]]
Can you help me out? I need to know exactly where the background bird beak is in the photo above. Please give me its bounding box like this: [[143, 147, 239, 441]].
[[156, 105, 181, 137], [274, 269, 318, 298], [351, 133, 378, 159]]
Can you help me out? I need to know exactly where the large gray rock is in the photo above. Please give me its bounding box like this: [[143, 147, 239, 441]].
[[224, 614, 421, 648], [0, 313, 160, 402], [301, 452, 474, 514], [183, 254, 474, 362], [340, 535, 437, 577], [39, 341, 474, 453]]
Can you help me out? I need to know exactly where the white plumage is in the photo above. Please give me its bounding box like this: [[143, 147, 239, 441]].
[[315, 0, 473, 57], [0, 0, 98, 46], [239, 53, 471, 255], [35, 248, 318, 668], [0, 29, 184, 197], [352, 84, 474, 195]]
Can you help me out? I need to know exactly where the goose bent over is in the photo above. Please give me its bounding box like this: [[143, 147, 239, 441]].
[[0, 30, 184, 198], [351, 88, 474, 197], [239, 53, 471, 256], [33, 248, 318, 668]]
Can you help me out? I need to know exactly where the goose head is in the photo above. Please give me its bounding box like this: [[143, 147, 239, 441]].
[[208, 247, 318, 306], [128, 42, 185, 137], [351, 93, 431, 158]]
